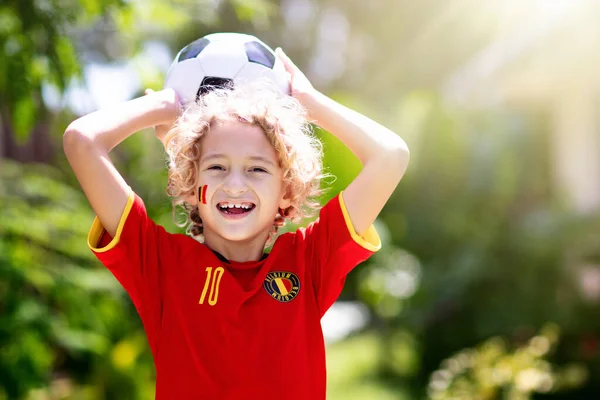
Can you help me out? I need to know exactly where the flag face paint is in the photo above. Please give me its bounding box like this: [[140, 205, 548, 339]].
[[199, 185, 208, 205]]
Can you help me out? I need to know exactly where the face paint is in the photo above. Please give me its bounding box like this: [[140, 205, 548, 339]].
[[198, 185, 208, 205]]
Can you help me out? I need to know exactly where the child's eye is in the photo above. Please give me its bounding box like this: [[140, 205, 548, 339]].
[[207, 165, 225, 171], [250, 167, 268, 173]]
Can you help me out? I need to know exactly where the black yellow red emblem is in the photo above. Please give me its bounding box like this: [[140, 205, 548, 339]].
[[263, 271, 300, 302], [198, 185, 208, 205]]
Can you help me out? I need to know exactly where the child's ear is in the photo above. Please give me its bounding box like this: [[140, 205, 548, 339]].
[[279, 197, 292, 210], [278, 184, 292, 210]]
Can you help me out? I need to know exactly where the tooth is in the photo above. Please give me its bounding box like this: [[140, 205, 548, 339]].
[[228, 204, 234, 208]]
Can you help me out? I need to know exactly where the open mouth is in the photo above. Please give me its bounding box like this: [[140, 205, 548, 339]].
[[217, 202, 256, 216]]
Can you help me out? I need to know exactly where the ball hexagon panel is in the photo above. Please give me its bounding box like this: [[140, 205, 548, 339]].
[[165, 59, 206, 103], [236, 60, 289, 94], [197, 77, 233, 97], [197, 41, 248, 80]]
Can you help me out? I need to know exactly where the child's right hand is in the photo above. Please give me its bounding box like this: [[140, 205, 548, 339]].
[[144, 88, 182, 145]]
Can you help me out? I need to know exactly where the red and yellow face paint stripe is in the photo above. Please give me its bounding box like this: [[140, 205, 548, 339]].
[[198, 185, 208, 205]]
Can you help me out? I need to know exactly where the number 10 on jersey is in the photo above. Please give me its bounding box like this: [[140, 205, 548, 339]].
[[199, 267, 224, 306]]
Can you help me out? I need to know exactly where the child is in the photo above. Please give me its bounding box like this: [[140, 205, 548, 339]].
[[63, 47, 409, 399]]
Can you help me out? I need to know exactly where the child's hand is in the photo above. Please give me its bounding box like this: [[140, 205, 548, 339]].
[[144, 88, 181, 146], [275, 48, 315, 100]]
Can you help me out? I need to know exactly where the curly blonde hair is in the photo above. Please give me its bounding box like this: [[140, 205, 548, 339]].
[[164, 81, 324, 243]]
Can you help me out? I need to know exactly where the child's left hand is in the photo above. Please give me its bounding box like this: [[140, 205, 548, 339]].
[[275, 47, 315, 101]]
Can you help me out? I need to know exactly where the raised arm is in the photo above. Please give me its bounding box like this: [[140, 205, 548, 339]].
[[63, 88, 180, 237], [276, 49, 409, 235]]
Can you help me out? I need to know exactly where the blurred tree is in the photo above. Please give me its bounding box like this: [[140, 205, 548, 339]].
[[0, 160, 148, 399], [427, 325, 587, 400], [350, 92, 600, 398], [0, 0, 129, 160]]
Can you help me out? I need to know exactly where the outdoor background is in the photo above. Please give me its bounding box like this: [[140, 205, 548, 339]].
[[2, 0, 600, 399]]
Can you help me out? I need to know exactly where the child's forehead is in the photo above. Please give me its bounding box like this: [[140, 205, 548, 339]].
[[204, 121, 267, 145], [200, 121, 278, 159]]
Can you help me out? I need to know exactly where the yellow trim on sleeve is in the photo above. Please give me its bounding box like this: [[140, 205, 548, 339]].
[[338, 192, 382, 252], [87, 190, 136, 253]]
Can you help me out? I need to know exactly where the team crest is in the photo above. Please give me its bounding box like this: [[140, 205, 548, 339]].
[[263, 271, 301, 302]]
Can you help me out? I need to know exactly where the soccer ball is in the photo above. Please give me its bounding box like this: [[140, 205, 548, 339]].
[[164, 32, 290, 104]]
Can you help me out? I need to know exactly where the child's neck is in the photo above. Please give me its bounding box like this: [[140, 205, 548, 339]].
[[202, 230, 269, 263]]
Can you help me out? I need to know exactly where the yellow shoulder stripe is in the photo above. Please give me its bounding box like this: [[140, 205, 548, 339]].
[[87, 190, 136, 253], [339, 192, 382, 252]]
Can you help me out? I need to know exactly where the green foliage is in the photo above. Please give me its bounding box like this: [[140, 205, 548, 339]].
[[428, 325, 588, 400], [0, 160, 155, 399], [349, 92, 600, 397], [326, 333, 413, 400], [0, 0, 129, 141], [0, 0, 274, 143]]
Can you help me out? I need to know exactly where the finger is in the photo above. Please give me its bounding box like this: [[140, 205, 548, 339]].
[[285, 71, 294, 95], [144, 88, 155, 95], [276, 47, 297, 74]]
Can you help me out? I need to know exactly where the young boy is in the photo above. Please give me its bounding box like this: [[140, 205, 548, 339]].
[[63, 47, 409, 399]]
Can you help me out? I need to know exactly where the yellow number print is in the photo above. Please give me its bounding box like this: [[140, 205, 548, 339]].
[[199, 267, 224, 306]]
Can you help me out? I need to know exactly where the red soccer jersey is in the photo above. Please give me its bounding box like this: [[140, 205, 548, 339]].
[[88, 190, 380, 399]]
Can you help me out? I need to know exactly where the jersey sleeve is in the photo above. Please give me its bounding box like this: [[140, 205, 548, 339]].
[[304, 192, 381, 316], [87, 189, 175, 356]]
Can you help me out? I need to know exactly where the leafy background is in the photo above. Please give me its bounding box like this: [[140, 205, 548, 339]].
[[2, 0, 600, 399]]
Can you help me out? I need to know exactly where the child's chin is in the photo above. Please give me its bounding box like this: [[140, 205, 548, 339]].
[[221, 227, 268, 242], [219, 228, 265, 242]]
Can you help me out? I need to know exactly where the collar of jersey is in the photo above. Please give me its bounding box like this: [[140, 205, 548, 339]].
[[211, 250, 268, 265]]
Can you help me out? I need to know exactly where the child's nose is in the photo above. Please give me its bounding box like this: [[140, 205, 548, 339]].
[[222, 171, 248, 195]]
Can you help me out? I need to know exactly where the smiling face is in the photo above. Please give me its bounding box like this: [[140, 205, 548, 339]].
[[195, 120, 291, 243]]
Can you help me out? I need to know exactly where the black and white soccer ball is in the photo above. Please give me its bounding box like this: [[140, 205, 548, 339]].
[[164, 32, 290, 104]]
